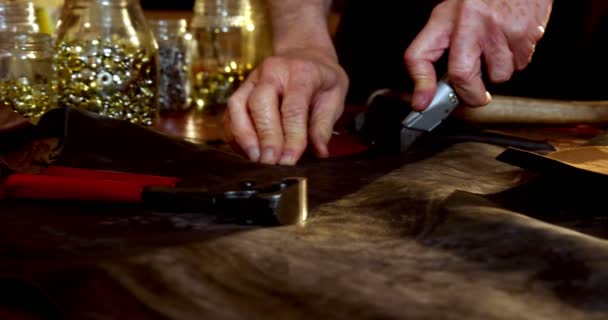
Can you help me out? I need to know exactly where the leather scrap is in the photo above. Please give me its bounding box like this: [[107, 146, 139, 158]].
[[496, 146, 608, 178], [0, 105, 31, 134], [0, 106, 61, 174], [545, 146, 608, 174], [0, 137, 61, 174]]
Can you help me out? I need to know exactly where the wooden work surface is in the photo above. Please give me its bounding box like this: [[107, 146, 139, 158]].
[[1, 106, 608, 319]]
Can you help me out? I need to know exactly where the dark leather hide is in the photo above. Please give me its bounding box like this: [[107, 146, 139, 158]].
[[1, 107, 607, 319]]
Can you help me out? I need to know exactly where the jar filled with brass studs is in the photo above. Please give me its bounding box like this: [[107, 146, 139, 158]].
[[53, 0, 159, 126], [190, 0, 270, 115], [0, 32, 57, 123]]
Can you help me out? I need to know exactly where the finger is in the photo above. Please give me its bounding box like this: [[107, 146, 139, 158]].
[[448, 13, 491, 107], [511, 25, 545, 71], [278, 75, 316, 166], [227, 78, 260, 161], [248, 82, 283, 164], [309, 89, 345, 158], [404, 5, 454, 111], [482, 27, 515, 83]]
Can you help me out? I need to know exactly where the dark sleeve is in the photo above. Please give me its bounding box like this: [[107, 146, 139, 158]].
[[334, 0, 608, 103], [487, 0, 608, 100], [334, 0, 436, 104]]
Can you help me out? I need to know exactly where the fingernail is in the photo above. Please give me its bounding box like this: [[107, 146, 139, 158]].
[[485, 91, 492, 104], [246, 147, 260, 162], [260, 147, 276, 164], [279, 151, 295, 166], [316, 144, 329, 158], [537, 25, 545, 34]]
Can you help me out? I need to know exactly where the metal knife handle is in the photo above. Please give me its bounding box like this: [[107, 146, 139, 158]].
[[402, 76, 460, 132]]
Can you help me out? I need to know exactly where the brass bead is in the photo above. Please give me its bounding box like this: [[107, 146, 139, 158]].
[[0, 78, 56, 121], [191, 61, 252, 111], [55, 38, 158, 126]]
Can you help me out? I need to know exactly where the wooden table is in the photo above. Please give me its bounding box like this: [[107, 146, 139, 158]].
[[155, 109, 228, 145]]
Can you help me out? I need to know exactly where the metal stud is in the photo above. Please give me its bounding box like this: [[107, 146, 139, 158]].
[[54, 38, 158, 126]]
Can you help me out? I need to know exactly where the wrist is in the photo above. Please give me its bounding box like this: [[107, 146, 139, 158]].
[[269, 1, 337, 60], [273, 33, 338, 62]]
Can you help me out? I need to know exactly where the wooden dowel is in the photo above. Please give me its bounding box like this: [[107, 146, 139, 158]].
[[455, 96, 608, 124]]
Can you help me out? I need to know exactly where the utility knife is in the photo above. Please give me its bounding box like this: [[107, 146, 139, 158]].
[[355, 75, 459, 153], [399, 76, 460, 152], [353, 76, 555, 154]]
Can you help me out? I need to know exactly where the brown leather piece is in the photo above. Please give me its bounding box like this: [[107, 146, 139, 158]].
[[2, 108, 608, 319], [0, 106, 60, 174], [62, 143, 608, 319], [0, 105, 30, 134], [497, 146, 608, 180], [547, 147, 608, 174]]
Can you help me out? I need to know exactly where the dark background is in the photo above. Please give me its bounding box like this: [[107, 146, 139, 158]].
[[335, 0, 608, 103], [144, 0, 608, 103], [142, 1, 194, 10]]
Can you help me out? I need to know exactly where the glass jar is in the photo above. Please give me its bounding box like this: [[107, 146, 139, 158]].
[[53, 0, 159, 126], [0, 0, 40, 33], [190, 0, 270, 114], [148, 18, 192, 112], [0, 32, 56, 123]]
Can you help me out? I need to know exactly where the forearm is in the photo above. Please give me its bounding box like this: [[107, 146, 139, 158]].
[[267, 0, 336, 58]]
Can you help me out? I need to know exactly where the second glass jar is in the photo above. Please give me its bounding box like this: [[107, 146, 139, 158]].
[[190, 0, 270, 114], [53, 0, 159, 126], [148, 18, 193, 112], [0, 32, 57, 123]]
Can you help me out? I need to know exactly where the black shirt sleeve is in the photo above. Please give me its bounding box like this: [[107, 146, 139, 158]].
[[334, 0, 608, 103]]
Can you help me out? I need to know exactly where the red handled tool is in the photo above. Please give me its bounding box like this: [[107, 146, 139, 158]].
[[2, 166, 307, 226], [3, 166, 180, 203]]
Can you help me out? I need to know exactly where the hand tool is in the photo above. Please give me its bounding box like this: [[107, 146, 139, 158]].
[[1, 165, 308, 226], [399, 76, 460, 152], [143, 178, 308, 226], [353, 77, 556, 154], [353, 76, 459, 153]]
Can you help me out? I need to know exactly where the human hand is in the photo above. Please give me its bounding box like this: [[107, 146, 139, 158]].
[[404, 0, 553, 110], [225, 49, 348, 165]]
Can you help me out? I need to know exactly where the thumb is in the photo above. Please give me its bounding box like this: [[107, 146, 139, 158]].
[[403, 5, 455, 110]]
